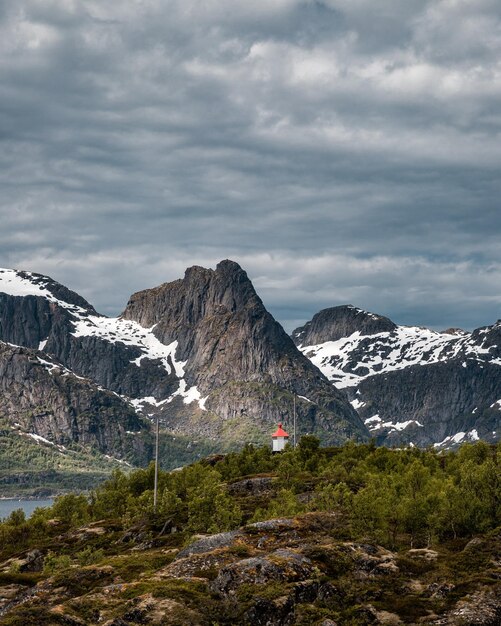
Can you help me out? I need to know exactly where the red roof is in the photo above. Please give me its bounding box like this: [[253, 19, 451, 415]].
[[272, 423, 289, 438]]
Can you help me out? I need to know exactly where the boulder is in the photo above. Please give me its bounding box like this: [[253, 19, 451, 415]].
[[351, 544, 399, 576], [244, 595, 295, 626], [210, 549, 313, 597], [18, 549, 44, 573], [427, 582, 455, 599], [292, 579, 320, 603], [375, 610, 403, 625], [228, 477, 274, 497], [176, 530, 243, 559], [407, 549, 438, 561], [160, 550, 233, 580], [246, 519, 296, 532]]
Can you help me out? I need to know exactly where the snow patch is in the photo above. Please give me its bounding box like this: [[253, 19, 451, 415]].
[[0, 269, 57, 299], [199, 395, 209, 410], [36, 356, 59, 373], [130, 396, 170, 410], [23, 433, 68, 454], [298, 395, 313, 403], [433, 429, 480, 448], [170, 380, 207, 409], [364, 416, 424, 432], [104, 455, 131, 467], [130, 382, 207, 412], [27, 433, 53, 445], [379, 419, 424, 432], [71, 315, 186, 378], [469, 429, 479, 441], [0, 268, 88, 316], [36, 355, 87, 381], [350, 398, 365, 410], [434, 432, 466, 448], [300, 321, 500, 389]]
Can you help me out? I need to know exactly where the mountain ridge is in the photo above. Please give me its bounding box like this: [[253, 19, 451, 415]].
[[2, 263, 499, 456], [0, 263, 368, 468], [293, 304, 501, 448]]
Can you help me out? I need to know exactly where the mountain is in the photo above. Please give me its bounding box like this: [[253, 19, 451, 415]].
[[0, 264, 367, 468], [120, 261, 366, 443], [293, 305, 501, 448]]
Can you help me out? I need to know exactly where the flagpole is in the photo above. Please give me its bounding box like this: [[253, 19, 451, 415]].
[[153, 414, 159, 514]]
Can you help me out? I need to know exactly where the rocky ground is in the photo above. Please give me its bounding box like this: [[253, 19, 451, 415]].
[[0, 508, 499, 625]]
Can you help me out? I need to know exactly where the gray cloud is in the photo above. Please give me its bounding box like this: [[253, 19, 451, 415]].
[[0, 0, 500, 332]]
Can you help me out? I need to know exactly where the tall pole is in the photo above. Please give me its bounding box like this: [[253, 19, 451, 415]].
[[293, 393, 297, 448], [153, 414, 159, 514]]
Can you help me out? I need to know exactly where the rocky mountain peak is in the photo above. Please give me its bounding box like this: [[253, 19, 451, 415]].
[[292, 304, 397, 347], [122, 260, 261, 332], [295, 301, 501, 450], [123, 261, 338, 390], [121, 261, 367, 443], [440, 327, 468, 336]]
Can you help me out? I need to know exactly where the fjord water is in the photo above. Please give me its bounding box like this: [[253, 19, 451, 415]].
[[0, 498, 54, 520]]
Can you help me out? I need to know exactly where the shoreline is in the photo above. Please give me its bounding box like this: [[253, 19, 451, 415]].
[[0, 495, 57, 501]]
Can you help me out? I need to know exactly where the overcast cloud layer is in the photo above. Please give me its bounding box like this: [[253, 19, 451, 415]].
[[1, 0, 500, 332]]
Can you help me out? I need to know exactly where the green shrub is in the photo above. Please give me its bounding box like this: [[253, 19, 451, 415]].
[[76, 546, 105, 566], [43, 551, 72, 574]]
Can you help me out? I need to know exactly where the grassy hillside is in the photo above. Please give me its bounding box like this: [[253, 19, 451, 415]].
[[0, 420, 130, 497], [0, 419, 229, 497]]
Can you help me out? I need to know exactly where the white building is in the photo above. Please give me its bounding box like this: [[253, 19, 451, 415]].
[[272, 423, 289, 452]]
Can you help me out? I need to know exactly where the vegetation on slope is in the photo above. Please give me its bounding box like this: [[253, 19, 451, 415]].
[[0, 420, 221, 497], [0, 440, 499, 624], [0, 419, 132, 497]]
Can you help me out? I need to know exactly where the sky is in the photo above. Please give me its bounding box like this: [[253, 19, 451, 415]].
[[1, 0, 500, 333]]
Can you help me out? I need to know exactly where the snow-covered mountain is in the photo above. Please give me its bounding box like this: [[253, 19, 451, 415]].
[[4, 264, 497, 455], [293, 305, 501, 448], [0, 264, 367, 458]]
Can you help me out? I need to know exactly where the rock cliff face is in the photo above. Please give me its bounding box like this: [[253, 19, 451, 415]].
[[293, 305, 501, 448], [0, 341, 148, 463], [0, 264, 367, 457]]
